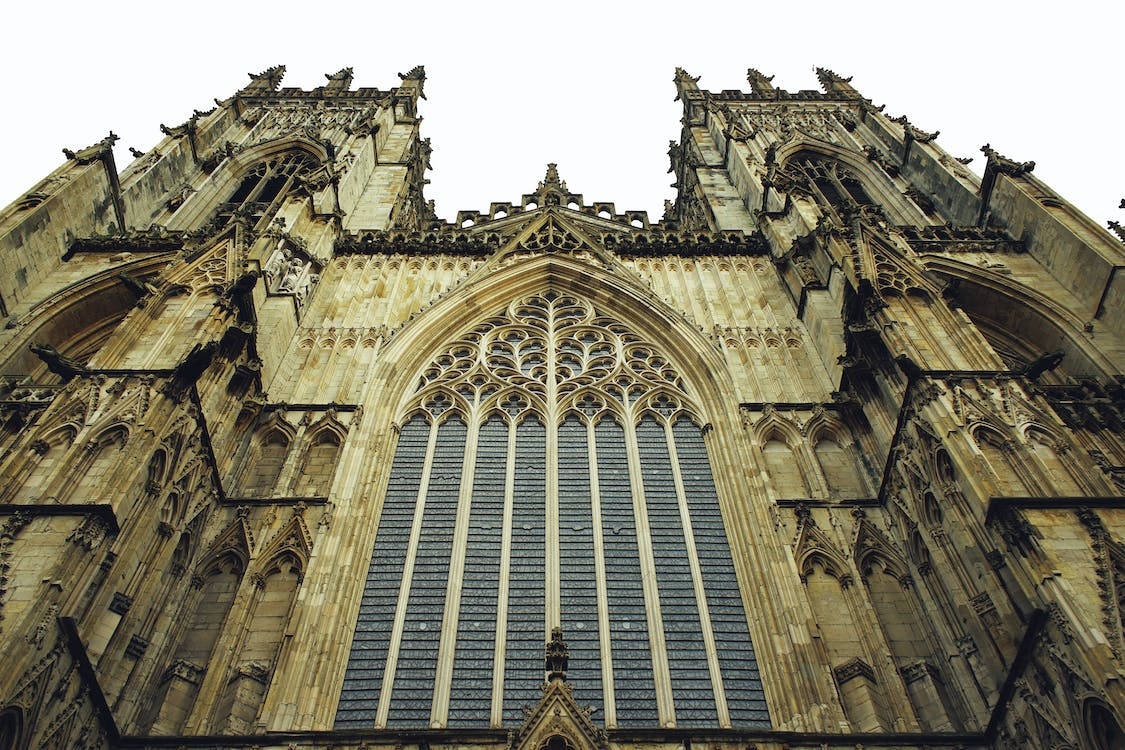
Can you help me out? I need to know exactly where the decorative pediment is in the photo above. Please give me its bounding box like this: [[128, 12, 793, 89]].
[[254, 511, 313, 575], [849, 221, 943, 301], [852, 513, 910, 580], [196, 510, 254, 574], [792, 508, 851, 584], [510, 629, 607, 750]]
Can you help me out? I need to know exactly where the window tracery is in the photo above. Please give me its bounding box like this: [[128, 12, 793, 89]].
[[210, 152, 318, 231], [338, 289, 768, 730]]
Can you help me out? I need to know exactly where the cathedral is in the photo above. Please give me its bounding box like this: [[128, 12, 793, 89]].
[[0, 63, 1122, 750]]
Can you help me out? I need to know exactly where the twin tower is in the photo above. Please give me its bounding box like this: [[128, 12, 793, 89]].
[[0, 64, 1121, 750]]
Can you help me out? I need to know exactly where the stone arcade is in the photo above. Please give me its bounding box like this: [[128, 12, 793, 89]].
[[0, 65, 1122, 750]]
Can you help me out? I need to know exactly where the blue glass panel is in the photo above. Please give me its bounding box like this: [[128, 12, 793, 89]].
[[596, 417, 658, 727], [448, 415, 508, 726], [503, 417, 546, 724], [335, 415, 430, 729], [557, 416, 604, 719], [636, 416, 717, 726], [672, 418, 770, 727], [387, 417, 467, 726]]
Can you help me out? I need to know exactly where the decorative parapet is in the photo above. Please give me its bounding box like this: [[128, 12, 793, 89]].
[[64, 227, 185, 259], [897, 225, 1024, 254], [335, 227, 766, 258]]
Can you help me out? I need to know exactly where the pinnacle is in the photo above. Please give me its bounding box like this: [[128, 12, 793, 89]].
[[541, 163, 565, 191]]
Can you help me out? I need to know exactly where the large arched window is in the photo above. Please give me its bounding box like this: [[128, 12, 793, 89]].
[[212, 152, 318, 230], [790, 154, 878, 219], [336, 290, 770, 730]]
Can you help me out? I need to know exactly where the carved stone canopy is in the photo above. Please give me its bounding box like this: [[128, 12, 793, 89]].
[[509, 629, 606, 750], [546, 626, 568, 681]]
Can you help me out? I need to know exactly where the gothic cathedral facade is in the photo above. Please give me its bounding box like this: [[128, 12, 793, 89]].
[[0, 65, 1122, 750]]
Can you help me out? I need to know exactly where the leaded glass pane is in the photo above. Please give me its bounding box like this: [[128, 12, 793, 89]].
[[335, 415, 430, 729]]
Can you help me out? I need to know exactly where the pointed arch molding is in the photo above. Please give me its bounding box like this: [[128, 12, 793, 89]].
[[921, 256, 1120, 378], [319, 251, 828, 731], [168, 134, 331, 232], [376, 253, 733, 422]]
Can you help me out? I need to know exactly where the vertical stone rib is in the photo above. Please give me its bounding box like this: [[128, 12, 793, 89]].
[[489, 421, 517, 727], [586, 418, 617, 727], [429, 404, 479, 726]]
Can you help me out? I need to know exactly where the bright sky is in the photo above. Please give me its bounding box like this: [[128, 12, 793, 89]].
[[3, 2, 1122, 229]]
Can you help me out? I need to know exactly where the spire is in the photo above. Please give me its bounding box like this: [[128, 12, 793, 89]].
[[746, 68, 776, 97], [545, 627, 568, 682], [816, 67, 861, 99], [673, 67, 701, 100], [243, 65, 286, 94], [324, 67, 354, 92]]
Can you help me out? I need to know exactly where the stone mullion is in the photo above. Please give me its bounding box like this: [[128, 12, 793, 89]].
[[840, 573, 920, 731], [903, 563, 991, 721], [653, 262, 676, 312], [429, 402, 480, 727], [662, 419, 731, 727], [545, 312, 560, 632], [621, 397, 677, 726], [373, 419, 439, 728], [585, 416, 617, 728], [489, 418, 517, 727]]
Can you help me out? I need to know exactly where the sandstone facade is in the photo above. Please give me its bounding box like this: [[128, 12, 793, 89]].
[[0, 65, 1122, 750]]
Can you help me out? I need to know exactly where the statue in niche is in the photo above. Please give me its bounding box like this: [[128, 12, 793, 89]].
[[278, 258, 305, 293]]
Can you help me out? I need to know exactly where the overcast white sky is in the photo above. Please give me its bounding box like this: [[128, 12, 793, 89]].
[[2, 2, 1122, 228]]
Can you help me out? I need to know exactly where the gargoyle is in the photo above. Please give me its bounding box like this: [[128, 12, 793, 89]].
[[30, 343, 88, 382], [222, 270, 259, 323], [1021, 350, 1065, 381], [166, 341, 219, 400], [117, 272, 158, 299]]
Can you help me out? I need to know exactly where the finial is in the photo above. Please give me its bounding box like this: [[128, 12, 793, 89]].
[[541, 163, 565, 191], [816, 67, 859, 99], [397, 66, 426, 98], [530, 163, 568, 206], [244, 65, 286, 93], [324, 67, 354, 91], [746, 68, 776, 97], [673, 67, 701, 100], [63, 132, 119, 165], [674, 67, 700, 84], [546, 627, 568, 682]]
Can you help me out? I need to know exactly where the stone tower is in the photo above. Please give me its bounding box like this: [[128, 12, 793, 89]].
[[0, 64, 1122, 750]]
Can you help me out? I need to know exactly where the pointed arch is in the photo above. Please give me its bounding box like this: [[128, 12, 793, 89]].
[[376, 254, 736, 425], [67, 423, 130, 502], [776, 141, 925, 225], [970, 424, 1025, 496], [922, 256, 1119, 380], [7, 423, 77, 501], [337, 252, 775, 730], [0, 254, 171, 378], [1083, 699, 1125, 750], [237, 414, 296, 498], [169, 135, 330, 232]]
